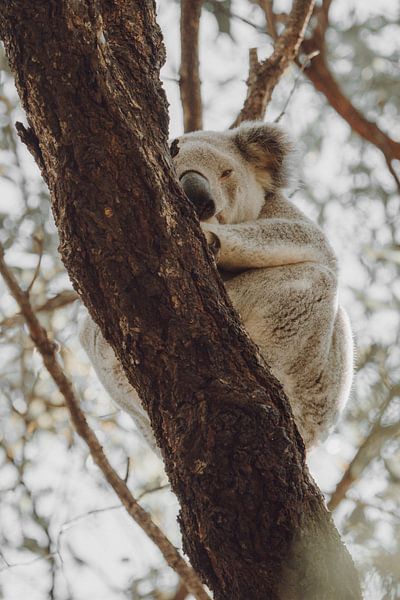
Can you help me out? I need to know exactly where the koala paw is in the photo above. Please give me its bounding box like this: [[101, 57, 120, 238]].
[[201, 225, 221, 258]]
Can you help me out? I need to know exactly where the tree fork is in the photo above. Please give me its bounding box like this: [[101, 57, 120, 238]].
[[0, 1, 361, 598]]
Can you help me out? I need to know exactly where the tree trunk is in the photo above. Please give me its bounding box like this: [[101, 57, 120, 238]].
[[0, 2, 362, 598]]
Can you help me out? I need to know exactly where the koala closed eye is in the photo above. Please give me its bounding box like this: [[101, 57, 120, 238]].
[[221, 169, 233, 179]]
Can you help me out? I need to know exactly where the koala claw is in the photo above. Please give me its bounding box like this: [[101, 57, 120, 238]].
[[202, 226, 220, 258], [208, 231, 221, 257]]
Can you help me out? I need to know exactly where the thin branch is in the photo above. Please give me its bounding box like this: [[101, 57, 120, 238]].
[[0, 243, 211, 600], [0, 289, 78, 329], [170, 581, 189, 600], [328, 391, 400, 511], [26, 235, 44, 293], [274, 49, 319, 123], [123, 456, 130, 483], [300, 3, 400, 192], [0, 550, 58, 572], [384, 155, 400, 195], [205, 1, 287, 35], [180, 0, 203, 132], [232, 0, 316, 127], [258, 0, 278, 40], [301, 40, 400, 162], [251, 1, 400, 192], [137, 483, 170, 501], [317, 0, 334, 39], [348, 498, 400, 522], [59, 504, 123, 532]]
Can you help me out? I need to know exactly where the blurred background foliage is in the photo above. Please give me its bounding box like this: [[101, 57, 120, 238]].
[[0, 1, 399, 598]]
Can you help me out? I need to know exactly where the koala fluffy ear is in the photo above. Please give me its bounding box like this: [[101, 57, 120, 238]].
[[232, 121, 295, 191]]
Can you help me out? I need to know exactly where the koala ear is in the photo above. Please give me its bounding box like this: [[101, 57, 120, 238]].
[[169, 138, 180, 158], [232, 121, 295, 191]]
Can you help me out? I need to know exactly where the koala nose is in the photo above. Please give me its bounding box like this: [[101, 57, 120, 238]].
[[179, 171, 216, 220]]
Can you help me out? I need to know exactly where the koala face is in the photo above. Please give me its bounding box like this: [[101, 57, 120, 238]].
[[171, 122, 293, 225]]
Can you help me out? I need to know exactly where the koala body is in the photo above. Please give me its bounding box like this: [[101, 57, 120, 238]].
[[79, 122, 353, 453]]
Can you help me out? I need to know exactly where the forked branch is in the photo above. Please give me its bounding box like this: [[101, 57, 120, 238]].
[[253, 0, 400, 190], [232, 0, 315, 126]]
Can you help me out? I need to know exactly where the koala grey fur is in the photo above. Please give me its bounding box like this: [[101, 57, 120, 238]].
[[79, 121, 353, 454]]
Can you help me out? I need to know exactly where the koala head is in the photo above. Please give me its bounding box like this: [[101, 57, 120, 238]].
[[170, 122, 294, 224]]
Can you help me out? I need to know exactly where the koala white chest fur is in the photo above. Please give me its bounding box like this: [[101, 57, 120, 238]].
[[79, 121, 353, 453]]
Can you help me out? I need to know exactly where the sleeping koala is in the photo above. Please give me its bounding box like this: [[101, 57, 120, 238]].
[[79, 121, 353, 453]]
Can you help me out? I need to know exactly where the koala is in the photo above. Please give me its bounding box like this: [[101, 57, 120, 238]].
[[79, 121, 353, 454]]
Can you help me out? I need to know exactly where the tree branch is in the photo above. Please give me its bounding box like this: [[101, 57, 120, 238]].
[[0, 243, 210, 600], [180, 0, 203, 132], [0, 289, 78, 330], [328, 420, 400, 512], [300, 3, 400, 192], [328, 391, 400, 511], [170, 581, 189, 600], [301, 42, 400, 160], [252, 1, 400, 191], [257, 0, 278, 40], [232, 0, 315, 126], [0, 2, 361, 597]]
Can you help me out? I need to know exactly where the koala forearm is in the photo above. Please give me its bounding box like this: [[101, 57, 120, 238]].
[[205, 219, 337, 272]]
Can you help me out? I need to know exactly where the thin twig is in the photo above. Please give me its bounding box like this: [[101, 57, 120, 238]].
[[232, 0, 315, 126], [385, 156, 400, 195], [123, 456, 130, 483], [0, 289, 78, 329], [60, 504, 123, 532], [137, 483, 170, 501], [179, 0, 203, 132], [0, 243, 211, 600], [274, 49, 319, 123], [26, 234, 44, 293], [347, 497, 400, 522], [0, 550, 58, 572], [206, 1, 288, 34]]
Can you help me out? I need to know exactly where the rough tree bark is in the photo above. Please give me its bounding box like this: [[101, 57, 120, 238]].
[[0, 1, 362, 599], [0, 244, 210, 600]]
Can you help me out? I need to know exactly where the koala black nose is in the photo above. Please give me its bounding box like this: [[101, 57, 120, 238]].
[[179, 171, 216, 220]]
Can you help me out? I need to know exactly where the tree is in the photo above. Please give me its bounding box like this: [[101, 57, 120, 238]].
[[0, 1, 398, 599]]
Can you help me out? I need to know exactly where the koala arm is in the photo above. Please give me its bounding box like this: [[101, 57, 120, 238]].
[[202, 218, 337, 272], [78, 311, 159, 455]]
